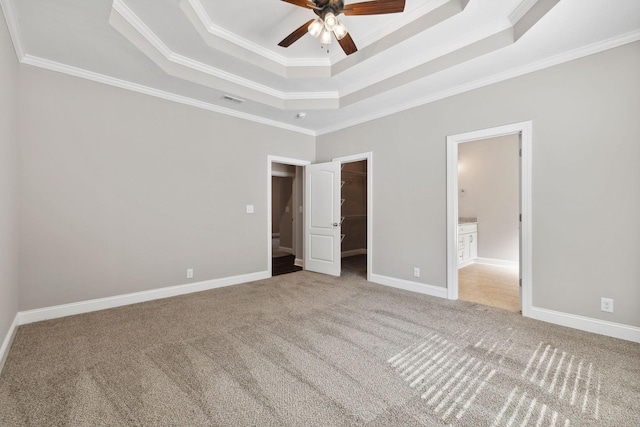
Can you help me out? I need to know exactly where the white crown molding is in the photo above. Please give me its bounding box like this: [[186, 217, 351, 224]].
[[18, 271, 270, 325], [186, 0, 330, 68], [187, 0, 289, 66], [118, 0, 472, 105], [0, 313, 19, 375], [187, 0, 454, 69], [0, 0, 25, 59], [509, 0, 540, 25], [316, 29, 640, 135], [12, 4, 639, 138], [20, 54, 317, 136], [345, 0, 451, 53], [112, 0, 339, 109], [112, 0, 283, 99], [340, 21, 513, 97], [283, 91, 338, 100], [530, 306, 640, 344]]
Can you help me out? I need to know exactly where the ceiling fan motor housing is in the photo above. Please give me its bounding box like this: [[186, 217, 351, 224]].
[[313, 0, 346, 19]]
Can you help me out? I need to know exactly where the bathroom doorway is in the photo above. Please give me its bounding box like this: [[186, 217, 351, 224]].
[[457, 134, 520, 312], [447, 122, 533, 317]]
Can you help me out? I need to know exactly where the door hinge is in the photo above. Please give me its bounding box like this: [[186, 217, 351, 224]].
[[519, 148, 522, 157], [519, 214, 522, 222], [519, 279, 522, 288]]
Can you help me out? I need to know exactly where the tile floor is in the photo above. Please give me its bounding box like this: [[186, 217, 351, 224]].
[[459, 263, 520, 312]]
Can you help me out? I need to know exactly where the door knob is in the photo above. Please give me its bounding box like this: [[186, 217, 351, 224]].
[[333, 223, 339, 227]]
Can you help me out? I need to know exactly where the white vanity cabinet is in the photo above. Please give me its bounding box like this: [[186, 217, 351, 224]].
[[458, 223, 478, 268]]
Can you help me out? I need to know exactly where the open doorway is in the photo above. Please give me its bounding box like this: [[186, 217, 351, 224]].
[[267, 156, 310, 278], [339, 160, 368, 279], [334, 152, 373, 281], [456, 135, 520, 312], [271, 164, 301, 276], [447, 122, 532, 317], [268, 154, 372, 280]]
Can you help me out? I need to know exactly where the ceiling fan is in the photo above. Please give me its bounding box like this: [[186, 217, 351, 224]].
[[278, 0, 406, 56]]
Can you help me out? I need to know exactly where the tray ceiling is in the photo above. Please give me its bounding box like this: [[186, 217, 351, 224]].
[[2, 0, 640, 135]]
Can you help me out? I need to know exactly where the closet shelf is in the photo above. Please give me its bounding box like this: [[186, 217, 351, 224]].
[[341, 170, 367, 176]]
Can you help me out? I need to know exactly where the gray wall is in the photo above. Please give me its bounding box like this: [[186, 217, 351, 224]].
[[0, 8, 20, 357], [317, 42, 640, 328], [458, 134, 520, 262], [18, 66, 314, 311]]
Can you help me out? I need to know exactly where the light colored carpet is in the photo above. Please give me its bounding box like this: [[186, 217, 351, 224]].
[[1, 269, 639, 426]]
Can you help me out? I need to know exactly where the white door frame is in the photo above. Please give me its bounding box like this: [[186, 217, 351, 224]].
[[333, 152, 373, 282], [267, 156, 311, 277], [446, 122, 532, 317]]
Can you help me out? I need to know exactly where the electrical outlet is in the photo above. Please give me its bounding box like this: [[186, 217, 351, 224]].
[[600, 297, 613, 313], [187, 268, 194, 279], [413, 267, 420, 278]]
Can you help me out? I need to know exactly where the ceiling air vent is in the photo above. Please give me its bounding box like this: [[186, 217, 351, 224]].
[[221, 95, 245, 104]]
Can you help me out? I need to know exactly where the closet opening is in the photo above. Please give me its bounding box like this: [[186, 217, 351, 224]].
[[339, 159, 368, 279]]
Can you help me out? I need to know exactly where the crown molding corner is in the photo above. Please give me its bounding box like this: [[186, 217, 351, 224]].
[[0, 0, 25, 60]]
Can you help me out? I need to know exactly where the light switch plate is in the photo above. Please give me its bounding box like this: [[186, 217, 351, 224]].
[[246, 205, 254, 214]]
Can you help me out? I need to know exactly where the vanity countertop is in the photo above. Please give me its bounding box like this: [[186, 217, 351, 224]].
[[458, 217, 478, 224]]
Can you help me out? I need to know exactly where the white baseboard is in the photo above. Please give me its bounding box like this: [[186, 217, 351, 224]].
[[529, 306, 640, 344], [475, 257, 519, 268], [278, 246, 293, 254], [369, 274, 448, 299], [18, 271, 270, 325], [294, 258, 304, 267], [458, 259, 473, 269], [0, 314, 19, 375], [341, 249, 367, 258]]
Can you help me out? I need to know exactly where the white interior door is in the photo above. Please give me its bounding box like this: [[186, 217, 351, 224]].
[[305, 161, 341, 276]]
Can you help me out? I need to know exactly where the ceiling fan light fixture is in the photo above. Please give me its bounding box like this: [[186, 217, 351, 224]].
[[323, 12, 338, 31], [333, 21, 348, 40], [308, 18, 324, 38], [320, 29, 332, 45]]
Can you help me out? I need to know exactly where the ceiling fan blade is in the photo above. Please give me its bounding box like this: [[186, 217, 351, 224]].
[[343, 0, 405, 16], [280, 0, 316, 9], [278, 19, 316, 48], [338, 32, 358, 56]]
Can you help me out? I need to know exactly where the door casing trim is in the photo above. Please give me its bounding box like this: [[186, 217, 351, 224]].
[[267, 156, 311, 277], [446, 122, 532, 317], [333, 152, 373, 282]]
